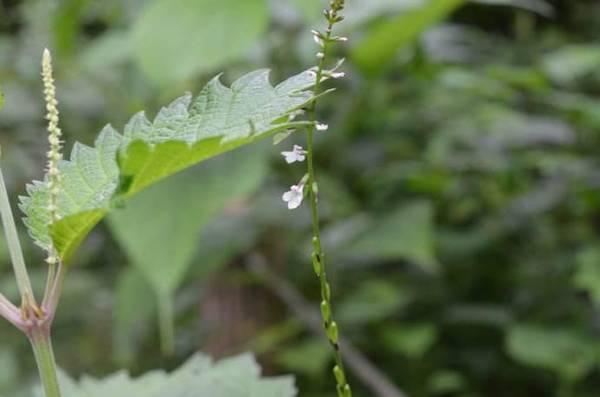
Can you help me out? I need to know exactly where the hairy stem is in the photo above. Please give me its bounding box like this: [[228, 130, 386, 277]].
[[304, 3, 351, 396], [0, 164, 35, 304], [29, 327, 62, 397]]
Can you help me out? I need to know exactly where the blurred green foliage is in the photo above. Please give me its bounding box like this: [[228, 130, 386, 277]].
[[1, 0, 600, 396]]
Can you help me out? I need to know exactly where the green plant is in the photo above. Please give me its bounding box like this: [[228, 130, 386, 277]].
[[0, 2, 351, 396]]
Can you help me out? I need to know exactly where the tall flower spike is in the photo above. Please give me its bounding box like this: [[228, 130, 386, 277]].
[[303, 1, 351, 396], [42, 48, 62, 265]]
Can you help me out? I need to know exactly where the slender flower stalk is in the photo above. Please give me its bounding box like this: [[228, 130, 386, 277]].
[[304, 2, 352, 396]]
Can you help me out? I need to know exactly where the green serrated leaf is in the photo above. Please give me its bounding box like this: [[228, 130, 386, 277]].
[[20, 68, 317, 262], [34, 353, 297, 397]]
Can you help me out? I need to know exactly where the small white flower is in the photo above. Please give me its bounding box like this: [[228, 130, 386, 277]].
[[316, 52, 325, 59], [281, 145, 307, 163], [313, 34, 324, 47], [282, 184, 304, 209], [316, 123, 329, 131], [331, 71, 345, 79]]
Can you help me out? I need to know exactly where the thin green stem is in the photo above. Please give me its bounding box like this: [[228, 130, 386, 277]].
[[157, 292, 175, 356], [43, 260, 66, 318], [304, 3, 351, 396], [29, 327, 62, 397], [0, 164, 35, 303], [43, 261, 57, 305]]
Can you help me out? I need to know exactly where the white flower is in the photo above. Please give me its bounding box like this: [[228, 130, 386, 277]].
[[316, 123, 329, 131], [281, 145, 307, 163], [313, 33, 324, 47], [282, 184, 304, 210]]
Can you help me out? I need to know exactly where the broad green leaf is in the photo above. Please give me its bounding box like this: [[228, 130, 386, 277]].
[[346, 201, 438, 271], [108, 146, 267, 297], [20, 68, 317, 262], [351, 0, 467, 76], [34, 353, 297, 397], [108, 146, 268, 353], [81, 31, 132, 74], [506, 324, 597, 382], [132, 0, 269, 84], [113, 267, 155, 365]]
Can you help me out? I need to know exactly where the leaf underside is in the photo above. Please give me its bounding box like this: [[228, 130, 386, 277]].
[[34, 353, 297, 397], [20, 68, 317, 261]]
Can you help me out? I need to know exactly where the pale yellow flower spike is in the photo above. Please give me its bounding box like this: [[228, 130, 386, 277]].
[[41, 48, 62, 266]]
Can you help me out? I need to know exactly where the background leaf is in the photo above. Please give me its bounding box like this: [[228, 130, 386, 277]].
[[573, 246, 600, 306], [132, 0, 269, 85], [112, 267, 155, 365], [351, 0, 467, 75], [108, 146, 267, 297], [381, 323, 438, 359], [108, 146, 268, 352], [506, 325, 597, 382], [345, 201, 438, 271]]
